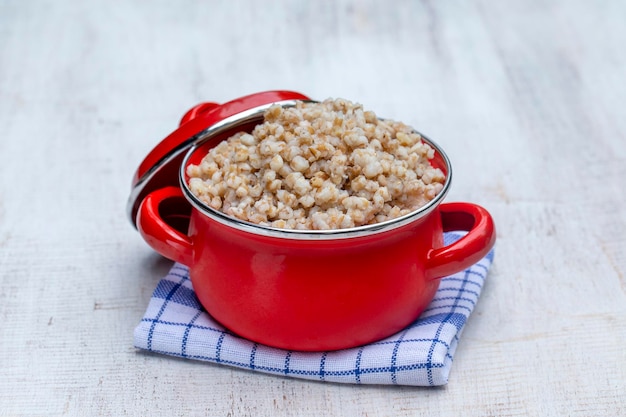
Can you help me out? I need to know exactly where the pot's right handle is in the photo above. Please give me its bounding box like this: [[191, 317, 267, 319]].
[[136, 186, 194, 265], [426, 202, 496, 280]]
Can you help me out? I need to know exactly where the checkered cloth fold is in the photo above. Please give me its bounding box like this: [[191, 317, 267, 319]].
[[134, 232, 494, 386]]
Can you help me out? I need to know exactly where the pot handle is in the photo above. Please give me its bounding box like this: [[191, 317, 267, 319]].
[[426, 202, 496, 280], [179, 102, 220, 126], [136, 186, 194, 265]]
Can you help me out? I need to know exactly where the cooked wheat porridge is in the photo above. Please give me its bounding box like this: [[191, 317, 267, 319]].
[[186, 98, 445, 230]]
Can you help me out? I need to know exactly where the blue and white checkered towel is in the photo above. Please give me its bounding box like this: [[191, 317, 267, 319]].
[[134, 232, 495, 386]]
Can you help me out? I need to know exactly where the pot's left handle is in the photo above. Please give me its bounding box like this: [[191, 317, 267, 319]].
[[136, 186, 194, 265]]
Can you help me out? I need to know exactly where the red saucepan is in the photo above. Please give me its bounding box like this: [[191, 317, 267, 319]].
[[129, 91, 496, 351]]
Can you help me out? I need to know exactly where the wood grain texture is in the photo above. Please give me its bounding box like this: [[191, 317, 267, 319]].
[[1, 0, 624, 415]]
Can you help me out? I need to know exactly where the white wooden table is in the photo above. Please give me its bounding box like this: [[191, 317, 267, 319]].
[[1, 1, 624, 415]]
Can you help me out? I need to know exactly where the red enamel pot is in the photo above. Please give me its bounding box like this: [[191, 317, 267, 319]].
[[130, 91, 496, 352]]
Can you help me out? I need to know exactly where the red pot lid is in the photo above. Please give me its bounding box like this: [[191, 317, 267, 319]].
[[127, 90, 311, 228]]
